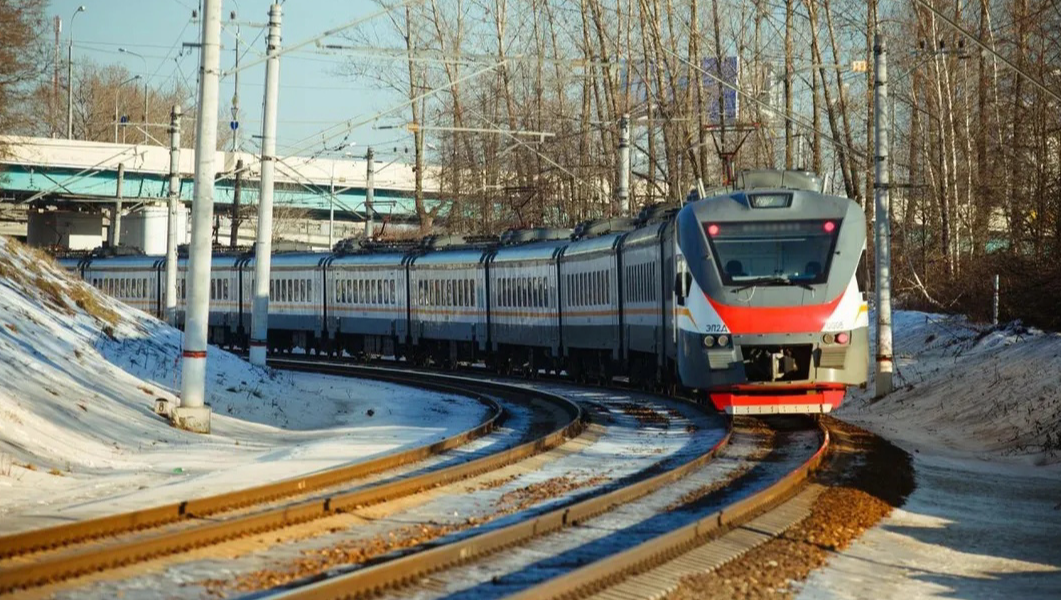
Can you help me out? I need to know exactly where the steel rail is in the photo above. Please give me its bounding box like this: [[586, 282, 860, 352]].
[[500, 420, 832, 600], [268, 410, 733, 600], [0, 366, 499, 560], [0, 368, 584, 594]]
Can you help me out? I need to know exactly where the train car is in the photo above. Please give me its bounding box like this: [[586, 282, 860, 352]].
[[558, 218, 636, 382], [323, 247, 409, 359], [486, 229, 570, 375], [618, 205, 679, 386], [673, 170, 869, 414], [79, 253, 166, 319], [205, 253, 245, 347], [407, 236, 491, 367], [258, 252, 328, 353]]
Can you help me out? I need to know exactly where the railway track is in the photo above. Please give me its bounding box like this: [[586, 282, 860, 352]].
[[0, 365, 585, 594], [252, 416, 826, 600]]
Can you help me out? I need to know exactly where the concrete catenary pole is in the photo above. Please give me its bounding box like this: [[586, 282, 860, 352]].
[[249, 2, 282, 367], [365, 146, 374, 240], [175, 0, 223, 433], [166, 104, 181, 326], [873, 32, 893, 397], [111, 163, 124, 246], [617, 113, 631, 215]]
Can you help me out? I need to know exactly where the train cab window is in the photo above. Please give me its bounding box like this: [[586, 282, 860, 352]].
[[706, 219, 842, 285]]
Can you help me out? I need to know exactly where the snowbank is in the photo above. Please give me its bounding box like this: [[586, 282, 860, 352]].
[[841, 310, 1061, 467], [0, 237, 486, 531]]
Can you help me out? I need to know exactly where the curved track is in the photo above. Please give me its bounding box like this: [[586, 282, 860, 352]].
[[260, 417, 826, 600], [0, 366, 584, 594]]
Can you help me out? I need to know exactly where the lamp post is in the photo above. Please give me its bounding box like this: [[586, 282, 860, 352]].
[[114, 75, 140, 143], [119, 48, 149, 143], [66, 5, 86, 139]]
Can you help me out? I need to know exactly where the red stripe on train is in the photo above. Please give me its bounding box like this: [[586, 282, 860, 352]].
[[706, 294, 842, 334]]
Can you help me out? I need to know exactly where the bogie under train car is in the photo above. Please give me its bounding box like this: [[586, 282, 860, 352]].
[[60, 169, 868, 414]]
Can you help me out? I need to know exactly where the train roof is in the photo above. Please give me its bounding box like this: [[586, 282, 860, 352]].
[[490, 240, 568, 264], [245, 251, 329, 268], [622, 220, 670, 246], [409, 246, 490, 267], [328, 251, 409, 267], [562, 230, 626, 257], [79, 255, 165, 269]]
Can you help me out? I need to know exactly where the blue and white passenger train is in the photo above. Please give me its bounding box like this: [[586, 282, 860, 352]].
[[60, 170, 869, 414]]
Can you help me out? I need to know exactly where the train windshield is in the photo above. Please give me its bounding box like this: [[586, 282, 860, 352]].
[[704, 220, 841, 285]]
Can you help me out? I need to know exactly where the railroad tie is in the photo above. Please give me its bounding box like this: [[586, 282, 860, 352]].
[[586, 484, 824, 600]]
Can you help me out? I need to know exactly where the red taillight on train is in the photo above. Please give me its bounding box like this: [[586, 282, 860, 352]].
[[823, 221, 836, 233], [707, 224, 720, 236]]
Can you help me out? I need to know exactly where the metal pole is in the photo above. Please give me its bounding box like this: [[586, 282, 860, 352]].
[[365, 147, 374, 240], [66, 6, 84, 139], [992, 274, 999, 326], [143, 81, 149, 144], [329, 178, 335, 249], [166, 105, 181, 325], [231, 159, 243, 247], [114, 94, 118, 143], [176, 0, 222, 433], [66, 41, 74, 139], [873, 31, 893, 397], [249, 2, 282, 367], [231, 12, 240, 154], [112, 163, 124, 246], [617, 113, 630, 215]]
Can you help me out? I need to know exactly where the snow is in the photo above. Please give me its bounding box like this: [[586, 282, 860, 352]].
[[0, 237, 487, 532], [798, 310, 1061, 599], [842, 310, 1061, 467]]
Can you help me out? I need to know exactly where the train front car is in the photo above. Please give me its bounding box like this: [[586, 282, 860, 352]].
[[675, 170, 868, 414]]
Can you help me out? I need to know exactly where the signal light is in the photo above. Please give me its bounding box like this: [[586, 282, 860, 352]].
[[707, 223, 720, 236], [836, 332, 850, 344], [823, 221, 836, 233]]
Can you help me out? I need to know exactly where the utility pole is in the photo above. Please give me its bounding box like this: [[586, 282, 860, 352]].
[[328, 177, 335, 249], [617, 113, 630, 216], [176, 0, 222, 434], [111, 163, 124, 246], [365, 147, 374, 240], [53, 16, 61, 137], [873, 31, 893, 397], [66, 5, 86, 139], [231, 159, 242, 247], [784, 0, 793, 168], [231, 10, 240, 154], [249, 1, 282, 367], [166, 105, 181, 325]]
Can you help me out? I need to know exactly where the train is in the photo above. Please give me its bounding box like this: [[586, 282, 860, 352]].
[[59, 169, 869, 414]]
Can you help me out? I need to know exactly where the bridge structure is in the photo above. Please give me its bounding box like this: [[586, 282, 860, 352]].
[[0, 136, 444, 250]]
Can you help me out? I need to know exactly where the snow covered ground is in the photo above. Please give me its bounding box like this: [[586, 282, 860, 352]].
[[0, 237, 487, 533], [799, 311, 1061, 599]]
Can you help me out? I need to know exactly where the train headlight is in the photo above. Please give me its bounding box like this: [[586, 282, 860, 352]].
[[703, 335, 716, 348], [822, 333, 835, 344], [716, 335, 729, 347]]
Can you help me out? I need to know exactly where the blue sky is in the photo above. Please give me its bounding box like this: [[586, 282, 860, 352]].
[[53, 0, 417, 158]]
